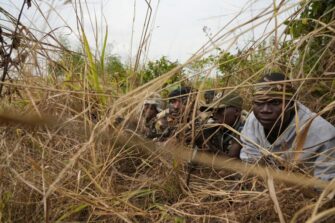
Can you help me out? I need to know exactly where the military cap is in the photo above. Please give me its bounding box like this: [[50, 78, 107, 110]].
[[168, 86, 192, 103], [143, 93, 163, 112], [200, 91, 243, 111], [253, 72, 295, 102]]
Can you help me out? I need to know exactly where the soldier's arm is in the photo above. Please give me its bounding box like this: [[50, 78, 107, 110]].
[[228, 138, 242, 158]]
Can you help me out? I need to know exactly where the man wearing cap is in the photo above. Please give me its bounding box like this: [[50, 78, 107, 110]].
[[204, 90, 216, 104], [139, 93, 164, 139], [240, 72, 335, 181], [155, 86, 195, 141], [196, 91, 245, 158]]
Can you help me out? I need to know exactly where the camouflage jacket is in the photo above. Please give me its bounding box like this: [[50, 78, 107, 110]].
[[195, 112, 246, 155], [155, 108, 204, 143], [139, 117, 159, 139], [154, 109, 181, 141]]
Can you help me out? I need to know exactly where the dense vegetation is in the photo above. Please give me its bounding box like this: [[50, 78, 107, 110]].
[[0, 0, 334, 222]]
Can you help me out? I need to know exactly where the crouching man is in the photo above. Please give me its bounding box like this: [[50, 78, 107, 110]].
[[139, 93, 164, 139], [155, 86, 195, 141], [240, 72, 335, 181], [196, 91, 246, 158]]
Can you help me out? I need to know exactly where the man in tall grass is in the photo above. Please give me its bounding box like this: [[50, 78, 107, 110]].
[[139, 93, 163, 139], [196, 91, 245, 158], [155, 86, 195, 141], [204, 89, 216, 104], [240, 73, 335, 181]]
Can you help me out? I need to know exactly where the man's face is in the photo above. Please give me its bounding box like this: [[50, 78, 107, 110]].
[[253, 99, 292, 131], [204, 91, 215, 104], [169, 98, 186, 115], [143, 104, 158, 121], [213, 106, 240, 127]]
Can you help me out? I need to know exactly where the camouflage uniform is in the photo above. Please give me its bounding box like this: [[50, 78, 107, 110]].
[[154, 108, 192, 142], [138, 93, 164, 139], [154, 108, 173, 140], [139, 117, 159, 139], [196, 116, 245, 154], [195, 91, 246, 156], [154, 87, 196, 142]]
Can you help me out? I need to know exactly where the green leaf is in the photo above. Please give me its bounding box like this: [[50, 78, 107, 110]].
[[81, 29, 106, 105], [55, 204, 88, 223], [100, 27, 108, 74]]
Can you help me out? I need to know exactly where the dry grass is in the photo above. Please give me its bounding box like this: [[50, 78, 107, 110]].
[[0, 0, 335, 222]]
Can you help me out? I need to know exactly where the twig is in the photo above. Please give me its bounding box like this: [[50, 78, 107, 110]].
[[0, 0, 28, 97]]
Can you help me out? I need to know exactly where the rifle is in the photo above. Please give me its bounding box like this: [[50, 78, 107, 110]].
[[186, 145, 199, 187], [185, 121, 218, 187]]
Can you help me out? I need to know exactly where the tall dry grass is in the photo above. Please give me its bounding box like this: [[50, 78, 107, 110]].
[[0, 0, 335, 222]]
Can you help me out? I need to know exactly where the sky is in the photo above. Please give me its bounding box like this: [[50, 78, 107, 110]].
[[2, 0, 298, 63]]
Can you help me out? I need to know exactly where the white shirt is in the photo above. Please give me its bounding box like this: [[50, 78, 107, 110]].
[[240, 102, 335, 181]]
